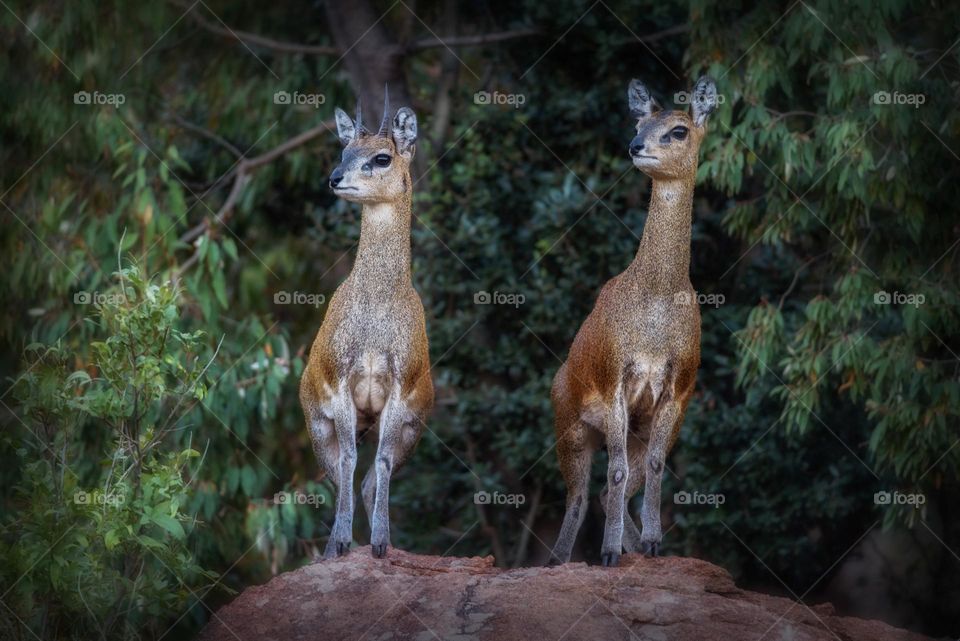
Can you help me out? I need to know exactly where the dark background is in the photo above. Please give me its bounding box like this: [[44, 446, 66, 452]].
[[1, 1, 958, 639]]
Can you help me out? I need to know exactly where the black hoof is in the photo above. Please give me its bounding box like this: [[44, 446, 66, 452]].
[[324, 539, 350, 560], [372, 543, 388, 558], [601, 551, 620, 567], [641, 541, 660, 557], [546, 556, 563, 567]]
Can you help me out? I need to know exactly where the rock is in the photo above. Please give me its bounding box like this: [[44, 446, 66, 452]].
[[199, 550, 933, 641]]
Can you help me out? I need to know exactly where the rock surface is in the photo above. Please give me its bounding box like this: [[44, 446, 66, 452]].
[[200, 550, 932, 641]]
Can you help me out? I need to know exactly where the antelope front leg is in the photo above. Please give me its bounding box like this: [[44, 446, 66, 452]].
[[601, 388, 629, 567], [640, 400, 681, 557], [370, 388, 414, 558], [326, 381, 358, 558]]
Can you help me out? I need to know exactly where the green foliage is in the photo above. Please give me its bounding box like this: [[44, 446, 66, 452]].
[[692, 0, 960, 526], [1, 267, 220, 640]]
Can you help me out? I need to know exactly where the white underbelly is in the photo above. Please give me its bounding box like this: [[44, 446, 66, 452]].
[[351, 351, 391, 415], [625, 354, 670, 411]]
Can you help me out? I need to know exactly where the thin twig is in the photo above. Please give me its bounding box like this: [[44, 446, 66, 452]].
[[511, 482, 542, 567], [778, 250, 830, 309], [170, 115, 244, 158]]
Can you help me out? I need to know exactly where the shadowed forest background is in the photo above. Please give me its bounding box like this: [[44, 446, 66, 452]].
[[1, 0, 959, 639]]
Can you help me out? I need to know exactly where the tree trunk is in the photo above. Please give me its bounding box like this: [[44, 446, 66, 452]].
[[323, 0, 412, 120]]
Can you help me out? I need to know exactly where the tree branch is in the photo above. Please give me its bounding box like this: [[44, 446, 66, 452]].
[[178, 1, 340, 55], [172, 0, 540, 57], [170, 115, 243, 158], [612, 23, 690, 47], [407, 28, 540, 51], [177, 119, 334, 253], [243, 120, 335, 170]]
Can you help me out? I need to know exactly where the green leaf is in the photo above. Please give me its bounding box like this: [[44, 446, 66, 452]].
[[150, 511, 186, 540], [212, 269, 228, 309], [105, 529, 121, 551], [222, 238, 238, 262]]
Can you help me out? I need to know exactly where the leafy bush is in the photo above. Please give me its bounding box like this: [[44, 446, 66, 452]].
[[1, 267, 220, 639]]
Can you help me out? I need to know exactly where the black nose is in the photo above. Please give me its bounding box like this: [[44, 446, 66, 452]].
[[629, 137, 645, 156], [329, 168, 344, 189]]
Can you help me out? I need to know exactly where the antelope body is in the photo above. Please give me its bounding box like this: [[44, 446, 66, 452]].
[[550, 77, 718, 566], [300, 92, 433, 559]]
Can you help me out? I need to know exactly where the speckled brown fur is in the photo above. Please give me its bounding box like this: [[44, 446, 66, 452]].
[[550, 77, 718, 566], [300, 93, 433, 559]]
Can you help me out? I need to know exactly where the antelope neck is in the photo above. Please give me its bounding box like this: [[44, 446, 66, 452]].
[[352, 197, 413, 286], [630, 177, 695, 290]]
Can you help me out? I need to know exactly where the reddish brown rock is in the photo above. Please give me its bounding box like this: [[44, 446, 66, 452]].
[[200, 550, 932, 641]]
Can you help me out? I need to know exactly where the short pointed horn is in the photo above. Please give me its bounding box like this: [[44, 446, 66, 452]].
[[378, 85, 391, 136], [355, 97, 363, 134]]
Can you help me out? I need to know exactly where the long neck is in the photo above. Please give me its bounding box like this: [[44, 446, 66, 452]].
[[352, 190, 412, 287], [630, 177, 695, 290]]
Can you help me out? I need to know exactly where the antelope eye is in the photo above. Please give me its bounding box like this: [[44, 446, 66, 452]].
[[671, 126, 688, 141], [373, 154, 392, 167]]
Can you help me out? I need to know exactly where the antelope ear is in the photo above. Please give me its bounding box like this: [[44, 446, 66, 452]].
[[392, 107, 418, 157], [690, 76, 718, 127], [627, 79, 659, 119], [335, 107, 356, 146]]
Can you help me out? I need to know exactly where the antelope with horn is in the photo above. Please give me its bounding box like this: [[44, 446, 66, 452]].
[[300, 88, 433, 558]]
